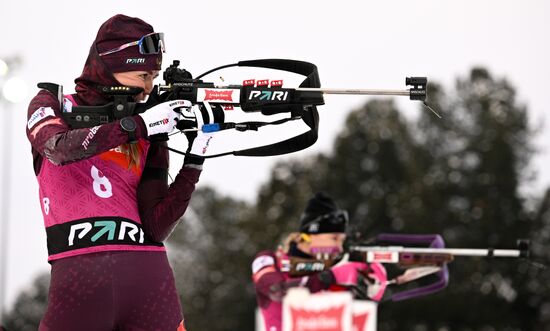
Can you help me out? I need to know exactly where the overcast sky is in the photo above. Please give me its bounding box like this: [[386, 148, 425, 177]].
[[0, 0, 548, 311]]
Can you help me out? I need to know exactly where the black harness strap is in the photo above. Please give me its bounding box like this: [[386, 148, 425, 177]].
[[230, 59, 322, 157]]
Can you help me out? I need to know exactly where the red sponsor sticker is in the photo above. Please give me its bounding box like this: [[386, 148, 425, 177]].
[[222, 104, 234, 111], [373, 252, 394, 261], [366, 251, 398, 263], [204, 89, 234, 102], [289, 305, 345, 331], [270, 80, 283, 87], [243, 79, 255, 86], [256, 79, 269, 87]]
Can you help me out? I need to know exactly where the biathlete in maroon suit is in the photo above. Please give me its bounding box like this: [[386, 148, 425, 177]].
[[27, 14, 209, 331], [252, 193, 387, 331]]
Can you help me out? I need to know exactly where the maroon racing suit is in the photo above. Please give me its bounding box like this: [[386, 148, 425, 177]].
[[28, 37, 197, 330]]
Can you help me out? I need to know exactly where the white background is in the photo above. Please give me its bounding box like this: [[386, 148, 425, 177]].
[[0, 0, 549, 311]]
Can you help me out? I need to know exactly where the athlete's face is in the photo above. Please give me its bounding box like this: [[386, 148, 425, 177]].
[[113, 70, 160, 102]]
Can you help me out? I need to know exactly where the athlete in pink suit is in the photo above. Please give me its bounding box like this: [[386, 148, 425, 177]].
[[252, 193, 387, 331], [26, 14, 204, 331]]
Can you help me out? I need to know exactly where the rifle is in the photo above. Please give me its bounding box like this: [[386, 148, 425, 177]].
[[347, 234, 530, 302], [41, 59, 436, 158], [286, 234, 530, 302]]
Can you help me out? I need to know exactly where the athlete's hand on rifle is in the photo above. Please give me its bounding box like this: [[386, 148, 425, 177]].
[[364, 262, 387, 301], [181, 104, 218, 165], [139, 100, 192, 136], [330, 261, 388, 301], [330, 262, 369, 286]]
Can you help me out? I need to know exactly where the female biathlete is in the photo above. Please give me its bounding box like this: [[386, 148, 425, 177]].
[[252, 192, 387, 331], [27, 14, 206, 331]]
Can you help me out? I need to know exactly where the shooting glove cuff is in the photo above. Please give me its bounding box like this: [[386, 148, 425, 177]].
[[183, 130, 205, 167], [184, 154, 204, 167]]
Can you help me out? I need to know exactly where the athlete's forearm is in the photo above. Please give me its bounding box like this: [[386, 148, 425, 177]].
[[27, 90, 147, 165], [138, 162, 201, 242], [39, 122, 145, 165]]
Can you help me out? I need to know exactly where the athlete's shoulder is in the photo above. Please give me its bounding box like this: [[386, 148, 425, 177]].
[[29, 89, 61, 111], [252, 250, 278, 275], [26, 89, 66, 133]]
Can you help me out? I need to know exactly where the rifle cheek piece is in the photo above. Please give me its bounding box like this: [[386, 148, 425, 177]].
[[42, 83, 144, 129]]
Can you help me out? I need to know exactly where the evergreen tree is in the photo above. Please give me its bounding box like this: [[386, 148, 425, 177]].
[[403, 68, 536, 330], [530, 188, 550, 330], [3, 273, 49, 331], [325, 99, 421, 236], [168, 188, 257, 331]]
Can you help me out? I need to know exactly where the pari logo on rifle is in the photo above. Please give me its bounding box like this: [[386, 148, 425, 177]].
[[295, 261, 326, 272], [248, 89, 289, 102]]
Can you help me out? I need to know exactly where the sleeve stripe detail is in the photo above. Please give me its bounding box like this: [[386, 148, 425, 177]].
[[252, 266, 276, 283], [29, 118, 64, 139]]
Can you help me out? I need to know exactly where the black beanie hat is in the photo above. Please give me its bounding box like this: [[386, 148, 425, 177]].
[[299, 192, 348, 234]]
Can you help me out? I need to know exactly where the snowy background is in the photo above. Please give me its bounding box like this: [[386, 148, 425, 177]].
[[0, 0, 548, 313]]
